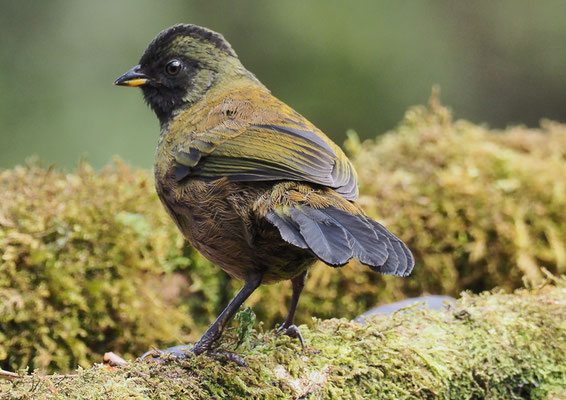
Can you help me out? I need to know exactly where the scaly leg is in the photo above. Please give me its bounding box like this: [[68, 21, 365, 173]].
[[142, 272, 262, 365], [276, 270, 307, 348], [193, 272, 262, 355]]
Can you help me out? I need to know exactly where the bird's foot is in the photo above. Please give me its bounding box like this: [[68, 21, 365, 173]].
[[139, 344, 193, 361], [139, 345, 247, 367], [276, 324, 305, 348]]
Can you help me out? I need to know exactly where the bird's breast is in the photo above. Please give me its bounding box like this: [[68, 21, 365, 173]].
[[153, 170, 316, 283]]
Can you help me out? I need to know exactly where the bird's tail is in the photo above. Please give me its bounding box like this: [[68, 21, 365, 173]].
[[266, 205, 414, 277]]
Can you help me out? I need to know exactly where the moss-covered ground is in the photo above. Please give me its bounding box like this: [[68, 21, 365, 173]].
[[2, 282, 565, 399]]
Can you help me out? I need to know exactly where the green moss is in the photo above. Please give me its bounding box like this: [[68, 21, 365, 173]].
[[350, 97, 566, 296], [0, 161, 214, 372], [2, 100, 566, 372], [2, 283, 565, 399]]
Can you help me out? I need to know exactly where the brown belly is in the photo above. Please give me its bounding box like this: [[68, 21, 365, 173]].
[[155, 176, 316, 284]]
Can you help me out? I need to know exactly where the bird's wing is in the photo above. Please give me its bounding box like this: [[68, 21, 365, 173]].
[[172, 89, 359, 200]]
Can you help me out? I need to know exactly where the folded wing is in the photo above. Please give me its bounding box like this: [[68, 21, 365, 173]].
[[172, 90, 359, 201]]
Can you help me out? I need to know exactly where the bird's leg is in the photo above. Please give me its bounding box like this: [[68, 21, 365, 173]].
[[276, 270, 307, 348], [193, 272, 262, 356], [142, 272, 262, 366]]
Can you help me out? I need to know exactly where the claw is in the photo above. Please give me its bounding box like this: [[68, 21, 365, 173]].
[[277, 324, 305, 348]]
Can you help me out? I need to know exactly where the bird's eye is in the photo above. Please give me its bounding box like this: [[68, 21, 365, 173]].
[[165, 59, 183, 76]]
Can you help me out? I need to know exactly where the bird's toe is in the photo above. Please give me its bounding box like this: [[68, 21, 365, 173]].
[[208, 351, 248, 367], [139, 345, 193, 362], [277, 324, 305, 349]]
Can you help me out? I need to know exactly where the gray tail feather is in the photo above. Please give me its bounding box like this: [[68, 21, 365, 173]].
[[266, 206, 414, 277]]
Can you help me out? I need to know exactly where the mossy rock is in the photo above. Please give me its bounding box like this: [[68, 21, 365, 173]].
[[2, 283, 565, 399], [2, 100, 566, 372]]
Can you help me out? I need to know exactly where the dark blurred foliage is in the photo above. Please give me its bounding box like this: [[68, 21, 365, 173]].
[[1, 0, 566, 169]]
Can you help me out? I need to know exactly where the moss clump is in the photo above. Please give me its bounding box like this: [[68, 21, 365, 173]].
[[2, 283, 565, 399], [357, 98, 566, 294], [0, 161, 218, 372], [3, 100, 566, 372], [350, 98, 566, 295]]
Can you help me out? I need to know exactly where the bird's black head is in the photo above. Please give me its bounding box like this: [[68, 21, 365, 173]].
[[115, 24, 240, 125]]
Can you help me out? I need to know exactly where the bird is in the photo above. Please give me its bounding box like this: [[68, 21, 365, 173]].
[[114, 23, 414, 362]]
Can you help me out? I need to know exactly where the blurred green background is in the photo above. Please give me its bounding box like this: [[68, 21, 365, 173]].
[[1, 0, 565, 170]]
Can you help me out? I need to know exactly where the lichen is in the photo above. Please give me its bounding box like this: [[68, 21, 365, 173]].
[[2, 283, 565, 399]]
